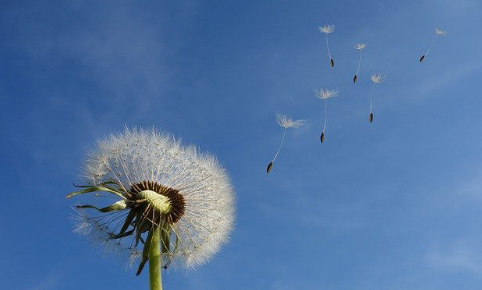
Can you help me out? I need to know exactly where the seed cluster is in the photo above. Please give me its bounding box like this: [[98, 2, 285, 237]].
[[72, 128, 235, 269]]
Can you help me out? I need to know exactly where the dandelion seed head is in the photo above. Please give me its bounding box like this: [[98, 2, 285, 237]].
[[355, 43, 367, 50], [319, 24, 335, 34], [76, 127, 235, 269], [276, 113, 305, 129], [315, 88, 339, 100], [371, 73, 385, 84], [435, 27, 447, 36]]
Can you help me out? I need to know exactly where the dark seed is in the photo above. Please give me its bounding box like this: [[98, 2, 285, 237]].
[[330, 58, 335, 67], [266, 162, 273, 173], [369, 113, 374, 123], [320, 132, 325, 143], [353, 75, 357, 83], [419, 55, 425, 62]]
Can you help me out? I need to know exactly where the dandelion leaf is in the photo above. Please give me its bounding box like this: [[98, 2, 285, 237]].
[[75, 200, 126, 213], [136, 228, 154, 276], [66, 185, 125, 199]]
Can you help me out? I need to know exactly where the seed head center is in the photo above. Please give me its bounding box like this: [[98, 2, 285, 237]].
[[129, 180, 186, 224], [138, 190, 171, 213]]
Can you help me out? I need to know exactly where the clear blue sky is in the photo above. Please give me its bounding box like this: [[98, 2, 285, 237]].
[[1, 0, 482, 289]]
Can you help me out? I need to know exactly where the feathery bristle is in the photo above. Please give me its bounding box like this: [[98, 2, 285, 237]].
[[315, 88, 339, 100], [319, 24, 335, 34], [276, 113, 305, 129], [371, 74, 385, 84]]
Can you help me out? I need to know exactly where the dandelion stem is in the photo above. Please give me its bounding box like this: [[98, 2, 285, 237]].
[[272, 128, 287, 163], [149, 225, 162, 290]]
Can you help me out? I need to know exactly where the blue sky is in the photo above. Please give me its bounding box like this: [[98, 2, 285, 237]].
[[1, 0, 482, 289]]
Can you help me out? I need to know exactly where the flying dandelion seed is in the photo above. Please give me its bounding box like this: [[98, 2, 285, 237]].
[[353, 43, 367, 83], [319, 24, 335, 67], [267, 113, 305, 173], [420, 26, 447, 62], [368, 74, 385, 123], [315, 88, 339, 143], [67, 128, 235, 290]]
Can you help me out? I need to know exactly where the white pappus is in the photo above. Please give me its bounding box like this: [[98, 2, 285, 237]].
[[368, 73, 385, 123], [315, 88, 339, 143], [266, 113, 305, 173], [420, 26, 447, 63], [353, 43, 367, 83], [319, 24, 336, 67]]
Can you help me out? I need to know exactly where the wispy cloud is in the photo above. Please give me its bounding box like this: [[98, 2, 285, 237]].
[[9, 2, 197, 122], [297, 202, 368, 231], [56, 4, 173, 116], [23, 268, 61, 290], [425, 240, 482, 275], [255, 197, 368, 233], [416, 61, 482, 97], [452, 165, 482, 203]]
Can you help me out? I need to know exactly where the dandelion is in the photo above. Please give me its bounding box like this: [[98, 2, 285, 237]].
[[315, 88, 339, 143], [420, 26, 447, 62], [368, 74, 385, 123], [67, 128, 235, 290], [353, 43, 367, 83], [319, 24, 335, 67], [266, 113, 305, 173]]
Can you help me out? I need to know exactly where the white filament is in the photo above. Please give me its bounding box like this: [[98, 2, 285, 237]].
[[326, 34, 332, 60], [369, 83, 376, 113], [323, 99, 328, 133], [425, 35, 438, 56], [272, 128, 286, 163], [356, 49, 362, 76]]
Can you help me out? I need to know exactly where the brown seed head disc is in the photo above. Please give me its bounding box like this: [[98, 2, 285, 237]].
[[129, 180, 186, 224]]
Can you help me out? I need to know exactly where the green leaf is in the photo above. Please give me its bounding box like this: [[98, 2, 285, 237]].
[[136, 228, 154, 276], [115, 209, 136, 237], [66, 185, 126, 199], [76, 200, 127, 212]]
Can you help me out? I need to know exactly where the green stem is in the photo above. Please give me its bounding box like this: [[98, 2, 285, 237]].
[[149, 225, 162, 290]]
